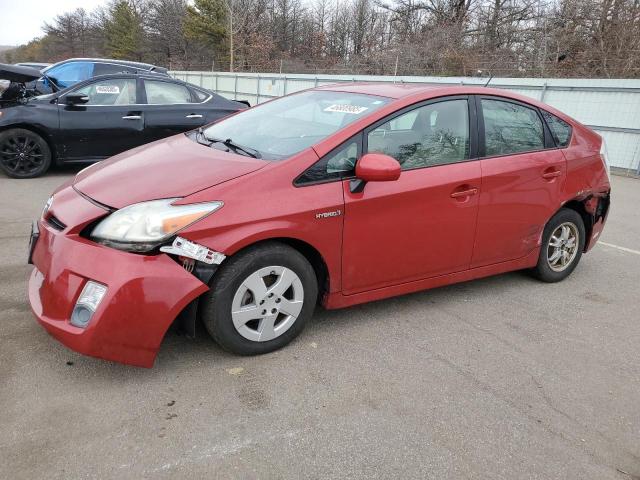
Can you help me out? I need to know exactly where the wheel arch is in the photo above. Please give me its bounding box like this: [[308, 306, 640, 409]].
[[225, 237, 331, 304], [559, 198, 595, 252], [0, 123, 58, 161]]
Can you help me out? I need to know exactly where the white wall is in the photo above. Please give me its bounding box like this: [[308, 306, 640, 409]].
[[171, 71, 640, 173]]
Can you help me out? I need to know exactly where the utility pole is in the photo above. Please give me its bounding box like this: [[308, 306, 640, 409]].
[[222, 0, 234, 72]]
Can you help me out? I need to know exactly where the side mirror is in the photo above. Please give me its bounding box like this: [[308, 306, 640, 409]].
[[355, 153, 401, 182], [64, 93, 89, 105]]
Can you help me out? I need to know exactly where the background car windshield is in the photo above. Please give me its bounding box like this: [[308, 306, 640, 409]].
[[45, 62, 94, 88], [203, 90, 389, 160]]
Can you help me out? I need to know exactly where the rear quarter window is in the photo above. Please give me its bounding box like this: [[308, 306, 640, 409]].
[[541, 110, 572, 147], [193, 89, 210, 102]]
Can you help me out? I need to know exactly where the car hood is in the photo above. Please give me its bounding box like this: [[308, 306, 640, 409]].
[[0, 63, 41, 82], [73, 133, 267, 209]]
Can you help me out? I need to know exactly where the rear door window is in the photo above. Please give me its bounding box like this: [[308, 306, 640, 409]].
[[93, 63, 135, 76], [481, 99, 544, 156], [144, 80, 193, 104]]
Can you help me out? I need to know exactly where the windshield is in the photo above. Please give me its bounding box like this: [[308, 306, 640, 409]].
[[44, 62, 94, 88], [203, 90, 390, 160]]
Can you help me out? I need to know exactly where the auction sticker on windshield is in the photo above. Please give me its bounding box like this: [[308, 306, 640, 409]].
[[96, 85, 120, 94], [324, 104, 369, 114]]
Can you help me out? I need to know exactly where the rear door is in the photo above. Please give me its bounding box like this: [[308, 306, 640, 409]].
[[57, 77, 145, 161], [341, 97, 482, 294], [471, 96, 567, 268], [139, 78, 210, 144]]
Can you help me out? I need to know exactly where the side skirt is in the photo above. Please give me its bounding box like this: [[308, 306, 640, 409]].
[[324, 247, 540, 310]]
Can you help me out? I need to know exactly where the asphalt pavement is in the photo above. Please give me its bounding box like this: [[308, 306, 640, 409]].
[[1, 168, 639, 479]]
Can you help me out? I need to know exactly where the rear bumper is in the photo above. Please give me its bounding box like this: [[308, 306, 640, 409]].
[[584, 192, 611, 252], [29, 219, 208, 367]]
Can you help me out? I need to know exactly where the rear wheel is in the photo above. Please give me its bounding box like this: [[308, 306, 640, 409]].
[[0, 128, 51, 178], [200, 242, 318, 355], [532, 208, 585, 282]]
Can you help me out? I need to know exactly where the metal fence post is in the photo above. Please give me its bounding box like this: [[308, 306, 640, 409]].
[[283, 76, 287, 95], [234, 75, 238, 100], [256, 75, 260, 104], [540, 82, 548, 102], [215, 73, 218, 93]]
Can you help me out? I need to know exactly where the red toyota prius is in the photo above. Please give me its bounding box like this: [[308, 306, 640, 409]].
[[28, 84, 611, 367]]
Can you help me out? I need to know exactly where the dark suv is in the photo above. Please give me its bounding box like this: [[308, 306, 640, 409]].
[[35, 58, 169, 93]]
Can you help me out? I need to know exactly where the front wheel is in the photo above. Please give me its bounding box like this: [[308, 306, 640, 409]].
[[531, 208, 585, 282], [0, 128, 52, 178], [200, 242, 318, 355]]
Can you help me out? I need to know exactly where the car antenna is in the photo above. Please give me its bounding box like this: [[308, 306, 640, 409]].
[[483, 73, 493, 88]]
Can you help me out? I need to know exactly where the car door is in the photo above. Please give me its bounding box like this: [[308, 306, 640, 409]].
[[341, 97, 482, 295], [470, 96, 567, 268], [139, 78, 208, 144], [57, 77, 145, 161]]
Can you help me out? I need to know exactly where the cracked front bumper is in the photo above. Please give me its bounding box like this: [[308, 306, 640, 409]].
[[28, 189, 209, 367]]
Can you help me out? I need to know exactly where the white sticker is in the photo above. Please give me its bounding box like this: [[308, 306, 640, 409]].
[[324, 104, 368, 114], [96, 85, 120, 94]]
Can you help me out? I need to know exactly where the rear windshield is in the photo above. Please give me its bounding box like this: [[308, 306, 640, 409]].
[[203, 90, 390, 160]]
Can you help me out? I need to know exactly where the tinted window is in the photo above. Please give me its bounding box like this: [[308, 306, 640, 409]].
[[46, 62, 94, 88], [481, 99, 544, 156], [145, 80, 193, 104], [541, 110, 572, 147], [93, 63, 133, 76], [367, 99, 470, 170], [74, 78, 137, 105], [296, 139, 359, 184], [203, 91, 389, 160]]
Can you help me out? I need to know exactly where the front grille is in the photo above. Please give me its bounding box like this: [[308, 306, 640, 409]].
[[46, 215, 66, 231]]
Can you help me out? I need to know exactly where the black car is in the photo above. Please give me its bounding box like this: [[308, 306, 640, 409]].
[[0, 69, 247, 178]]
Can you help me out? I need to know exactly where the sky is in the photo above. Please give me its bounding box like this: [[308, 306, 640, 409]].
[[0, 0, 107, 46]]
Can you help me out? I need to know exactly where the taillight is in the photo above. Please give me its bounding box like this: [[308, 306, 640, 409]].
[[600, 138, 611, 179]]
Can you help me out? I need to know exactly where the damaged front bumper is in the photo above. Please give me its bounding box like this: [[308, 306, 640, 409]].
[[28, 187, 210, 367]]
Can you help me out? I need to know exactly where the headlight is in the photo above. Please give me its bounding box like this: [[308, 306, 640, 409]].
[[42, 195, 53, 217], [90, 198, 222, 251]]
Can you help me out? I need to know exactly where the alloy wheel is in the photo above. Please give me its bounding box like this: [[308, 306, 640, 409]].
[[0, 133, 46, 176], [231, 265, 304, 342], [547, 222, 579, 272]]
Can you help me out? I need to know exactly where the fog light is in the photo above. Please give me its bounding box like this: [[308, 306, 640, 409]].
[[70, 281, 107, 328]]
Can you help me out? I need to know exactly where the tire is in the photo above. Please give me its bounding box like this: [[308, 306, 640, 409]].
[[200, 242, 318, 355], [0, 128, 52, 178], [531, 208, 585, 283]]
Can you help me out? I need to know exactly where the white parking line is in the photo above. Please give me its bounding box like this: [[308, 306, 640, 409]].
[[599, 241, 640, 256]]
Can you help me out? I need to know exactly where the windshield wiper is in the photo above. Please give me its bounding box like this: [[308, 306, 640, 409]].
[[194, 127, 211, 146], [204, 134, 262, 159]]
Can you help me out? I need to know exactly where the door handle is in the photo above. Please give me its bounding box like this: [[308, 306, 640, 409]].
[[185, 114, 203, 119], [450, 187, 478, 198], [122, 115, 142, 120], [542, 169, 562, 179]]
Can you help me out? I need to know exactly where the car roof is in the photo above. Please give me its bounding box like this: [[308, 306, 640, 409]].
[[45, 58, 164, 71], [63, 72, 198, 90], [316, 81, 577, 125], [316, 82, 449, 99]]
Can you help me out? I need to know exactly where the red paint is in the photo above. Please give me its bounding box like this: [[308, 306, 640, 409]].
[[30, 84, 611, 367], [355, 153, 401, 182]]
